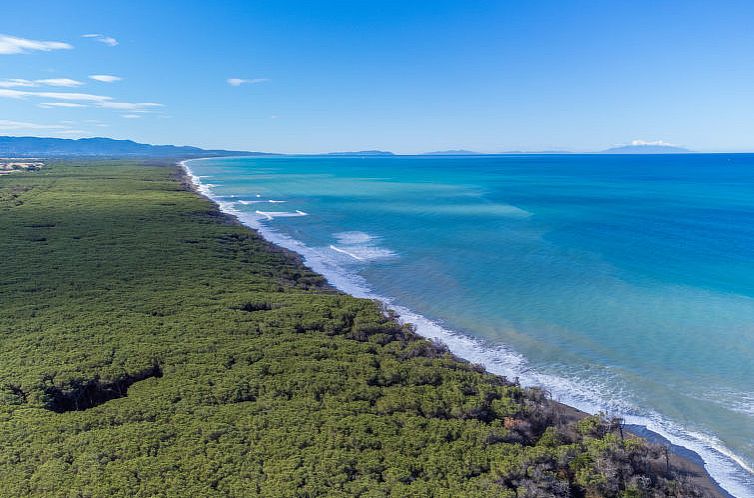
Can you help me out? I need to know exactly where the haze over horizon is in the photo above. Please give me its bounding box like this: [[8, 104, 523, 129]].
[[3, 1, 754, 154]]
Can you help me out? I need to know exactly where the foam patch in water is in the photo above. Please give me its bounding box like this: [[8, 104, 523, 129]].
[[330, 231, 396, 262]]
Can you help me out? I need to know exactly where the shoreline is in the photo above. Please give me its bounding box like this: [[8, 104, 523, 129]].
[[178, 158, 736, 497]]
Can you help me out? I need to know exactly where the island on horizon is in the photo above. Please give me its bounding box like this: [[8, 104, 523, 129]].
[[601, 144, 691, 154]]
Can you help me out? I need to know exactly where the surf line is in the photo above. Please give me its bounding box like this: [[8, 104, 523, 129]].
[[256, 210, 308, 221], [238, 199, 287, 205], [329, 245, 365, 261]]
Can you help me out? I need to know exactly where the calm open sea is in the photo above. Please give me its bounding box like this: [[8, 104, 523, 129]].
[[186, 154, 754, 496]]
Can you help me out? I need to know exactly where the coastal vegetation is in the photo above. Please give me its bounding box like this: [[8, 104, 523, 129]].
[[0, 160, 709, 497]]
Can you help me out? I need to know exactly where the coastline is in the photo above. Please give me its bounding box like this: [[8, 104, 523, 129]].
[[178, 158, 734, 497]]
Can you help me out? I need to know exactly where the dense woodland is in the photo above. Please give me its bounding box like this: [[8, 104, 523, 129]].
[[0, 160, 710, 497]]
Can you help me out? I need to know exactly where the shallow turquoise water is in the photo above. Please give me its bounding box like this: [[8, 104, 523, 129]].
[[187, 154, 754, 496]]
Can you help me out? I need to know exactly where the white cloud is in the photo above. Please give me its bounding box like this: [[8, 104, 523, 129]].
[[227, 77, 269, 86], [0, 79, 36, 88], [99, 101, 162, 111], [0, 119, 68, 130], [53, 129, 92, 135], [0, 34, 72, 55], [37, 102, 88, 108], [0, 118, 94, 137], [36, 78, 83, 87], [0, 88, 163, 112], [121, 114, 141, 119], [631, 139, 676, 146], [0, 78, 84, 88], [0, 89, 112, 102], [89, 74, 122, 83], [0, 89, 27, 98], [81, 34, 118, 47], [40, 91, 110, 102]]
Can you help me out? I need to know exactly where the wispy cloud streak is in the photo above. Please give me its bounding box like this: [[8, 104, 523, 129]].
[[89, 74, 122, 83], [0, 78, 83, 88], [227, 78, 269, 86], [0, 88, 163, 112], [81, 34, 118, 47], [0, 119, 69, 130], [0, 34, 72, 54]]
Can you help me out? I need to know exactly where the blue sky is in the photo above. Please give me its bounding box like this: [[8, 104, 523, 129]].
[[2, 1, 754, 153]]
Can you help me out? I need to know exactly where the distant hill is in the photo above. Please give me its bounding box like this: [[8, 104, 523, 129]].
[[423, 150, 574, 155], [601, 144, 690, 154], [326, 150, 394, 156], [498, 150, 573, 154], [0, 136, 273, 157], [423, 149, 479, 155]]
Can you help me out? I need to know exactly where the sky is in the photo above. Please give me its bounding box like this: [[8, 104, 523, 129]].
[[2, 0, 754, 154]]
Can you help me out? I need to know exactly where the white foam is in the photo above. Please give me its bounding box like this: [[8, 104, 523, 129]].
[[334, 231, 375, 245], [237, 199, 288, 205], [180, 159, 754, 497], [330, 245, 364, 261], [698, 389, 754, 418], [328, 231, 397, 262], [255, 210, 308, 221]]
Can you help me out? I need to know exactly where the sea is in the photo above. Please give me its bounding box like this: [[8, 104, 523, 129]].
[[184, 154, 754, 497]]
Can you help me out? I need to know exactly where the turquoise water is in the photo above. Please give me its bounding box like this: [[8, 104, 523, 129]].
[[186, 155, 754, 496]]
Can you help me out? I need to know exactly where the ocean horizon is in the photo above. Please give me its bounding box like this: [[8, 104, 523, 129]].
[[185, 153, 754, 497]]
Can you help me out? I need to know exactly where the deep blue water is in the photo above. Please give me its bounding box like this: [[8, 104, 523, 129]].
[[186, 154, 754, 496]]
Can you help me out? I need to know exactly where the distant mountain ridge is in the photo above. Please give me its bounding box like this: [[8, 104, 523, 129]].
[[0, 136, 698, 157], [498, 150, 573, 154], [423, 150, 574, 155], [0, 136, 272, 157], [325, 150, 395, 156], [601, 144, 690, 154]]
